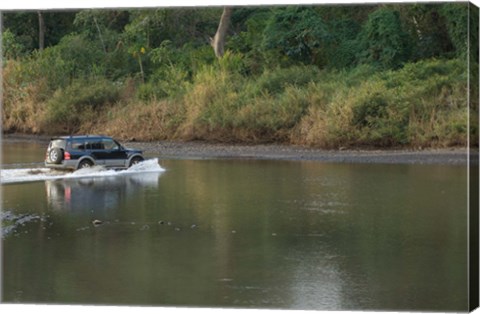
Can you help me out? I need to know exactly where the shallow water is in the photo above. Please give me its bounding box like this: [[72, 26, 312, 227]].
[[1, 142, 469, 311]]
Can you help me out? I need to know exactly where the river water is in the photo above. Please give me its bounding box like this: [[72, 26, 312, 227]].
[[1, 141, 469, 311]]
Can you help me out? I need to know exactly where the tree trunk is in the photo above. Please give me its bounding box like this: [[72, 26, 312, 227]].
[[211, 7, 233, 58], [93, 16, 107, 54], [38, 11, 46, 50]]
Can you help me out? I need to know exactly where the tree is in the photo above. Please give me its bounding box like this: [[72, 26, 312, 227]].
[[37, 11, 46, 50], [210, 7, 233, 58], [356, 7, 412, 69], [440, 3, 469, 57], [394, 4, 454, 60], [262, 7, 329, 66], [3, 11, 77, 51]]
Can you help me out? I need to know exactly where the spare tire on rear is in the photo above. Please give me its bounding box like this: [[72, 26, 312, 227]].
[[49, 148, 63, 164]]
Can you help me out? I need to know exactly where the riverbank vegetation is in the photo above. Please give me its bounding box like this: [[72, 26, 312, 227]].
[[2, 3, 478, 148]]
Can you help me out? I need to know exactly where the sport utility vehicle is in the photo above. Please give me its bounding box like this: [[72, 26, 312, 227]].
[[45, 135, 144, 170]]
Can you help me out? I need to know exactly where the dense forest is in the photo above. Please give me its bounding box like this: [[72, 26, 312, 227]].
[[2, 3, 479, 148]]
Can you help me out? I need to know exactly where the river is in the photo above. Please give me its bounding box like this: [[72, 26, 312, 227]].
[[1, 141, 469, 311]]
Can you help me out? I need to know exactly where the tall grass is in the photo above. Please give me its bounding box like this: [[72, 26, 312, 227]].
[[44, 78, 121, 133], [293, 58, 468, 148], [2, 57, 471, 148], [91, 98, 186, 141]]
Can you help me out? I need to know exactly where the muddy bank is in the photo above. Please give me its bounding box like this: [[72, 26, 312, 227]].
[[3, 133, 475, 165]]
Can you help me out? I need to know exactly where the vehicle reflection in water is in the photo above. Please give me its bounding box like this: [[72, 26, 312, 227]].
[[45, 172, 162, 213]]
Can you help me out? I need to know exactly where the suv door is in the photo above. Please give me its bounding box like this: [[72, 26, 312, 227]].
[[101, 138, 128, 167], [85, 139, 107, 166]]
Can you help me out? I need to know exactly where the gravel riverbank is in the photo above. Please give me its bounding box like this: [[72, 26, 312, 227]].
[[3, 133, 476, 165], [129, 141, 473, 165]]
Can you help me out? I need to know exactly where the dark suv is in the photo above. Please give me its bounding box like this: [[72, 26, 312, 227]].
[[45, 135, 144, 170]]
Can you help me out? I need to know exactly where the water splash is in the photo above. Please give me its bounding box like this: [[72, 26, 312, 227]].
[[1, 158, 165, 184], [125, 158, 164, 173]]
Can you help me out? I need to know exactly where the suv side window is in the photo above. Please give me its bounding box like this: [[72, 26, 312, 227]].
[[85, 140, 104, 150], [102, 139, 120, 150], [70, 139, 86, 150]]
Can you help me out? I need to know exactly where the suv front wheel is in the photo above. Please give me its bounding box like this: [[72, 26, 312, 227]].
[[78, 159, 94, 169], [129, 156, 144, 167]]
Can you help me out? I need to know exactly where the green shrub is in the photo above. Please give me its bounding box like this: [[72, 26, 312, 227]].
[[178, 64, 312, 142], [2, 33, 110, 104], [252, 65, 321, 95], [352, 93, 386, 127], [56, 34, 106, 75], [137, 66, 189, 100], [45, 78, 120, 132], [232, 86, 309, 141], [293, 57, 467, 148], [218, 51, 248, 75], [1, 29, 26, 59]]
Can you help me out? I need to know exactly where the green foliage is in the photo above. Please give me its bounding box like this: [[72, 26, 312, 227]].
[[262, 7, 330, 66], [2, 5, 472, 147], [398, 4, 454, 60], [1, 29, 26, 59], [292, 58, 467, 148], [123, 8, 220, 50], [138, 40, 217, 100], [440, 3, 469, 56], [45, 78, 120, 132], [53, 34, 107, 77], [233, 86, 309, 141], [2, 12, 38, 51], [218, 51, 247, 74], [227, 10, 271, 74], [469, 5, 479, 64], [356, 7, 412, 69], [177, 65, 312, 142], [73, 10, 130, 38], [137, 66, 189, 100], [251, 65, 321, 95], [323, 18, 362, 69], [3, 48, 72, 103], [352, 92, 389, 127], [349, 82, 409, 145], [2, 11, 78, 51]]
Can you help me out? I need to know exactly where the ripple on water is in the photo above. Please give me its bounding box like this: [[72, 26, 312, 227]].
[[1, 210, 45, 238]]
